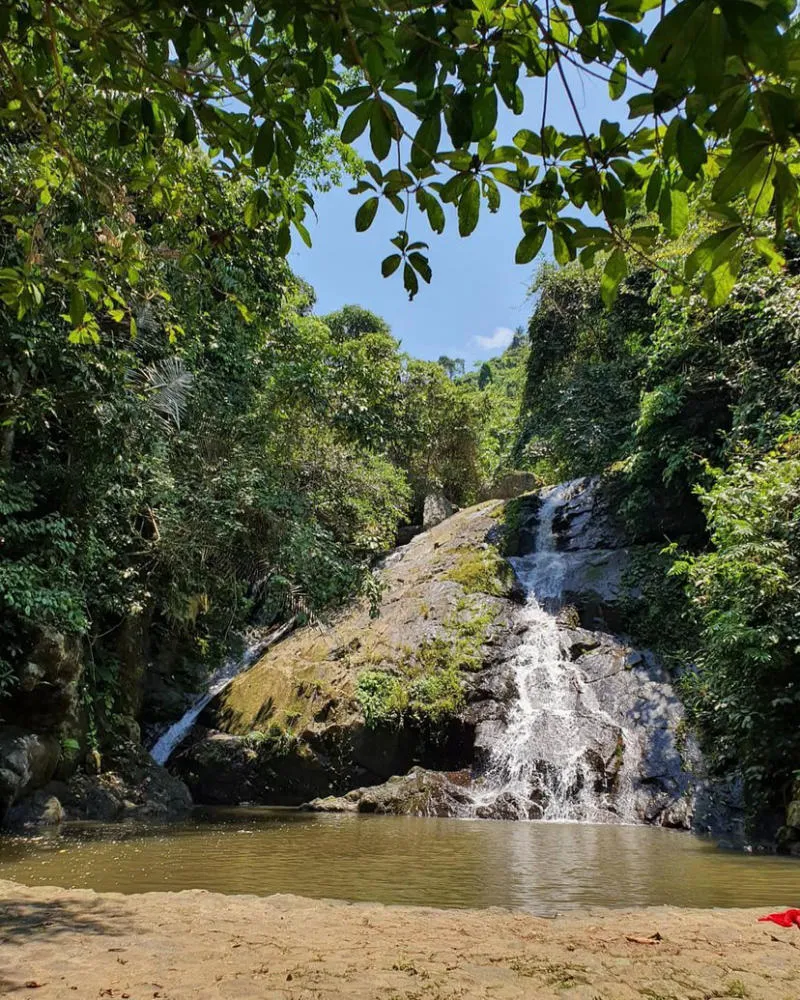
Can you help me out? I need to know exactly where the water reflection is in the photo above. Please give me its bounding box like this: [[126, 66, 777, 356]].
[[1, 809, 798, 913]]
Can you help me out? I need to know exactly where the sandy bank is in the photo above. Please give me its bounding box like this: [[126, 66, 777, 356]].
[[1, 880, 799, 999]]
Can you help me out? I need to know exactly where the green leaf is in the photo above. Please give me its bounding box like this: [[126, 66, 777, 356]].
[[514, 129, 541, 154], [69, 286, 85, 328], [572, 0, 601, 27], [411, 116, 441, 169], [403, 261, 419, 299], [552, 224, 574, 265], [471, 88, 498, 141], [753, 237, 785, 273], [341, 101, 372, 144], [659, 187, 689, 238], [276, 221, 291, 256], [702, 250, 742, 307], [712, 140, 771, 204], [381, 253, 402, 277], [609, 59, 627, 101], [244, 189, 268, 229], [601, 174, 626, 225], [425, 196, 445, 234], [515, 226, 546, 264], [340, 85, 372, 108], [645, 165, 663, 211], [685, 226, 741, 280], [676, 119, 707, 180], [275, 131, 296, 176], [370, 102, 392, 160], [355, 197, 379, 232], [175, 108, 197, 144], [409, 251, 432, 283], [253, 122, 274, 168], [458, 178, 480, 237], [601, 247, 628, 308], [141, 97, 156, 132]]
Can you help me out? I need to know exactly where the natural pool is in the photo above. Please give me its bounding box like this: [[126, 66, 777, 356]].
[[1, 808, 799, 913]]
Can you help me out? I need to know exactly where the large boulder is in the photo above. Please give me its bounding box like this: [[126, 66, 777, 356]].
[[307, 767, 474, 817], [0, 727, 61, 820], [172, 500, 518, 806], [422, 491, 457, 528], [41, 741, 192, 823]]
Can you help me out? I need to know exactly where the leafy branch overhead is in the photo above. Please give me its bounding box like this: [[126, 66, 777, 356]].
[[1, 0, 799, 321]]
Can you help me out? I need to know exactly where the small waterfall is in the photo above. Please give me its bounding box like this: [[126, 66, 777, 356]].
[[150, 622, 293, 766], [473, 483, 639, 823]]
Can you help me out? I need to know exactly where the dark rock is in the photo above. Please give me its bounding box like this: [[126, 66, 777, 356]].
[[174, 731, 334, 805], [396, 524, 423, 546], [5, 791, 64, 830], [53, 741, 192, 822], [474, 791, 543, 821], [4, 630, 84, 752], [0, 727, 61, 820], [307, 767, 474, 817]]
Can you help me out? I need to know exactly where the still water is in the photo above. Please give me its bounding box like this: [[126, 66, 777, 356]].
[[1, 809, 798, 913]]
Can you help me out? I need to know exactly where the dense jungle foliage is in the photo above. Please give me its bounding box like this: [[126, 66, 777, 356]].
[[515, 219, 800, 815], [0, 126, 509, 742]]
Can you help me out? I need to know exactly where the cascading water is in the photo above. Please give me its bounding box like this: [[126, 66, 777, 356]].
[[150, 621, 294, 766], [473, 483, 640, 823]]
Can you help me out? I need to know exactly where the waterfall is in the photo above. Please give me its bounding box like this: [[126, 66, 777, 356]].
[[473, 483, 640, 823], [150, 621, 295, 766]]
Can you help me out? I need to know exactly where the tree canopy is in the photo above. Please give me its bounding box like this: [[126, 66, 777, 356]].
[[2, 0, 799, 333]]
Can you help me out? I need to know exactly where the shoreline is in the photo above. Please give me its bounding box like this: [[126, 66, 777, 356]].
[[2, 881, 799, 999]]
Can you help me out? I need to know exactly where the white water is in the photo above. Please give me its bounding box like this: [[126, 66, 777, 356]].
[[150, 631, 275, 766], [474, 483, 639, 823]]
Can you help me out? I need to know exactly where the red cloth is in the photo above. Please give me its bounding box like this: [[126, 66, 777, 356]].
[[758, 909, 800, 928]]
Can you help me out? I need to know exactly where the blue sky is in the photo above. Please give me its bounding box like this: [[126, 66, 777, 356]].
[[291, 65, 624, 367]]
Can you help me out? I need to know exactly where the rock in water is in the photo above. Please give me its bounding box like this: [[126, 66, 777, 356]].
[[307, 767, 474, 817], [0, 728, 61, 821]]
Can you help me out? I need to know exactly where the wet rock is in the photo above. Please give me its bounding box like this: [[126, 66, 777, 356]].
[[474, 791, 543, 821], [5, 791, 64, 830], [306, 767, 474, 817], [0, 727, 61, 820]]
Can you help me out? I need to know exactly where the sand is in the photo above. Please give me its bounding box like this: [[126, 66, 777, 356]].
[[1, 880, 799, 999]]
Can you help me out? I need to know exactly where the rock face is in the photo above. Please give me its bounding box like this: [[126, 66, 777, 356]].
[[172, 500, 518, 805], [8, 629, 84, 739]]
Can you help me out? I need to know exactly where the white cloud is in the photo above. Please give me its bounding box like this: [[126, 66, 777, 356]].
[[474, 326, 514, 351]]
